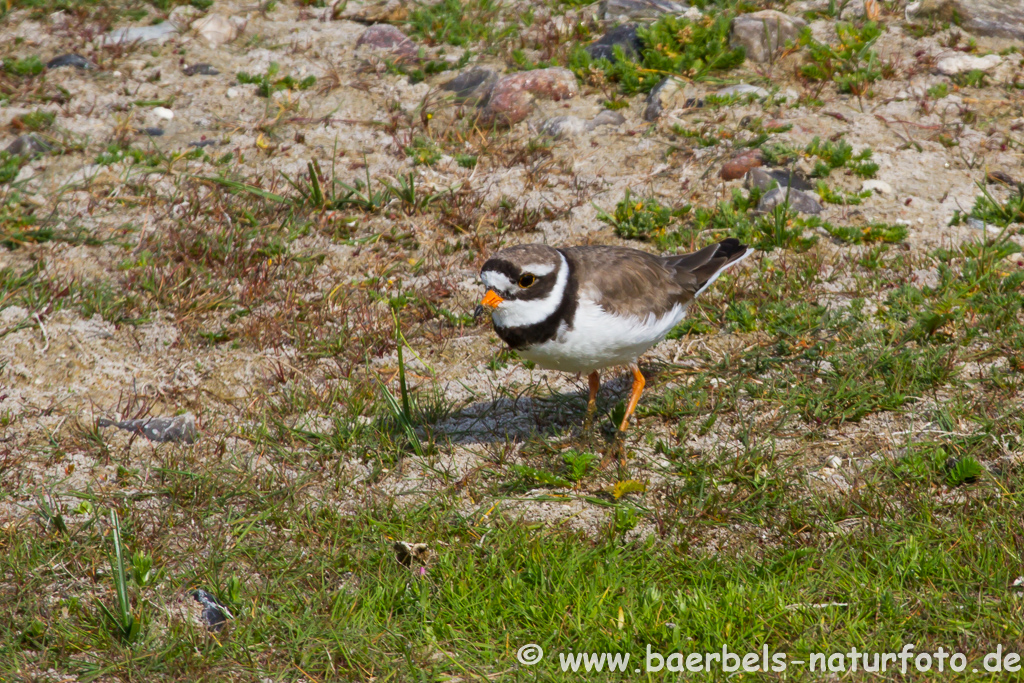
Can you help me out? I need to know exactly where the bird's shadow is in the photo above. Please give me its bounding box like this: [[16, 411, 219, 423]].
[[426, 364, 668, 447]]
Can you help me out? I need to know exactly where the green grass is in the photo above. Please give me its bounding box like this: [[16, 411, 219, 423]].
[[2, 55, 45, 78], [570, 13, 744, 95], [237, 62, 316, 97], [798, 21, 885, 96], [3, 4, 1024, 679], [8, 158, 1021, 677], [405, 0, 512, 47], [597, 190, 681, 241], [4, 467, 1024, 680]]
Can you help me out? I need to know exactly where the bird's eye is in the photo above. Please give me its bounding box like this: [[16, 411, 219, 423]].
[[518, 274, 536, 288]]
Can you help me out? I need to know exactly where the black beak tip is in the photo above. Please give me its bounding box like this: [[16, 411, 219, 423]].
[[473, 304, 485, 319]]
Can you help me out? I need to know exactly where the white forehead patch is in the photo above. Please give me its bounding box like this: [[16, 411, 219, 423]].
[[480, 270, 514, 293], [521, 262, 556, 277]]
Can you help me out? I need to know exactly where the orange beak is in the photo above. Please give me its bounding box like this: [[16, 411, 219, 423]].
[[480, 290, 504, 309]]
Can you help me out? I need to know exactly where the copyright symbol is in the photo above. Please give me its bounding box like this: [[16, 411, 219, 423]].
[[517, 643, 543, 666]]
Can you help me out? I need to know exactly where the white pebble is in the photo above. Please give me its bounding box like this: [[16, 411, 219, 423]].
[[827, 455, 842, 469], [862, 179, 892, 195], [152, 106, 174, 121]]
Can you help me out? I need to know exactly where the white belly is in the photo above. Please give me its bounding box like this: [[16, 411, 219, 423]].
[[518, 299, 688, 374]]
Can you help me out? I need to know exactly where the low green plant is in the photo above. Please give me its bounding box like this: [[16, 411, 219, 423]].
[[952, 69, 987, 88], [0, 151, 26, 184], [405, 0, 510, 47], [751, 201, 819, 252], [375, 311, 425, 458], [597, 190, 677, 240], [946, 456, 984, 486], [97, 510, 141, 643], [799, 22, 883, 96], [670, 123, 719, 148], [95, 143, 159, 167], [805, 137, 879, 178], [819, 219, 908, 244], [3, 55, 44, 78], [406, 136, 441, 166], [569, 13, 744, 95], [815, 181, 872, 205], [508, 463, 573, 490], [237, 62, 316, 97], [950, 184, 1024, 228], [758, 145, 794, 169], [381, 173, 444, 214], [385, 50, 471, 84], [562, 450, 599, 482], [17, 110, 55, 131]]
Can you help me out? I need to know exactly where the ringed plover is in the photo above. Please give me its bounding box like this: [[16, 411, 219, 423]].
[[476, 239, 750, 446]]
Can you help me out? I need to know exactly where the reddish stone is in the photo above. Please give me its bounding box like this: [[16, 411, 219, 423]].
[[355, 25, 417, 60], [720, 150, 763, 180], [479, 68, 579, 127]]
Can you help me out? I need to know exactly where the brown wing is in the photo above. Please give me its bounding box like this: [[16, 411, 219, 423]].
[[563, 239, 749, 318], [562, 245, 689, 318]]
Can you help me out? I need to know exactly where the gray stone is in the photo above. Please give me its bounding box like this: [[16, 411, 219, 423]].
[[103, 22, 179, 46], [540, 115, 588, 138], [745, 167, 813, 191], [907, 0, 1024, 41], [601, 0, 689, 21], [862, 179, 892, 195], [339, 0, 409, 24], [441, 68, 499, 106], [586, 24, 642, 63], [5, 134, 51, 157], [935, 53, 1001, 76], [789, 0, 864, 17], [183, 63, 219, 76], [758, 187, 823, 214], [730, 10, 806, 63], [97, 413, 198, 443], [716, 83, 769, 98], [185, 589, 232, 632], [478, 68, 578, 127], [587, 109, 627, 130], [355, 24, 418, 60], [643, 77, 702, 121], [46, 54, 94, 70], [541, 109, 626, 138]]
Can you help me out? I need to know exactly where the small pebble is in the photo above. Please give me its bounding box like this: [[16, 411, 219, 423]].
[[46, 53, 95, 70], [97, 413, 197, 443], [5, 134, 51, 157], [186, 589, 232, 632], [152, 107, 174, 121], [183, 63, 219, 76], [862, 179, 892, 195]]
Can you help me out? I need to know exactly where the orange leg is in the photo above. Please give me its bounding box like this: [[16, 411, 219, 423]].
[[618, 364, 646, 433], [600, 365, 646, 471], [582, 371, 600, 430]]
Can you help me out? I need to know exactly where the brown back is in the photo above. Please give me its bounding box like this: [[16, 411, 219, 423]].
[[563, 238, 748, 318]]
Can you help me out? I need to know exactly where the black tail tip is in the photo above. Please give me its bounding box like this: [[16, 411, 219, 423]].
[[717, 237, 748, 259]]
